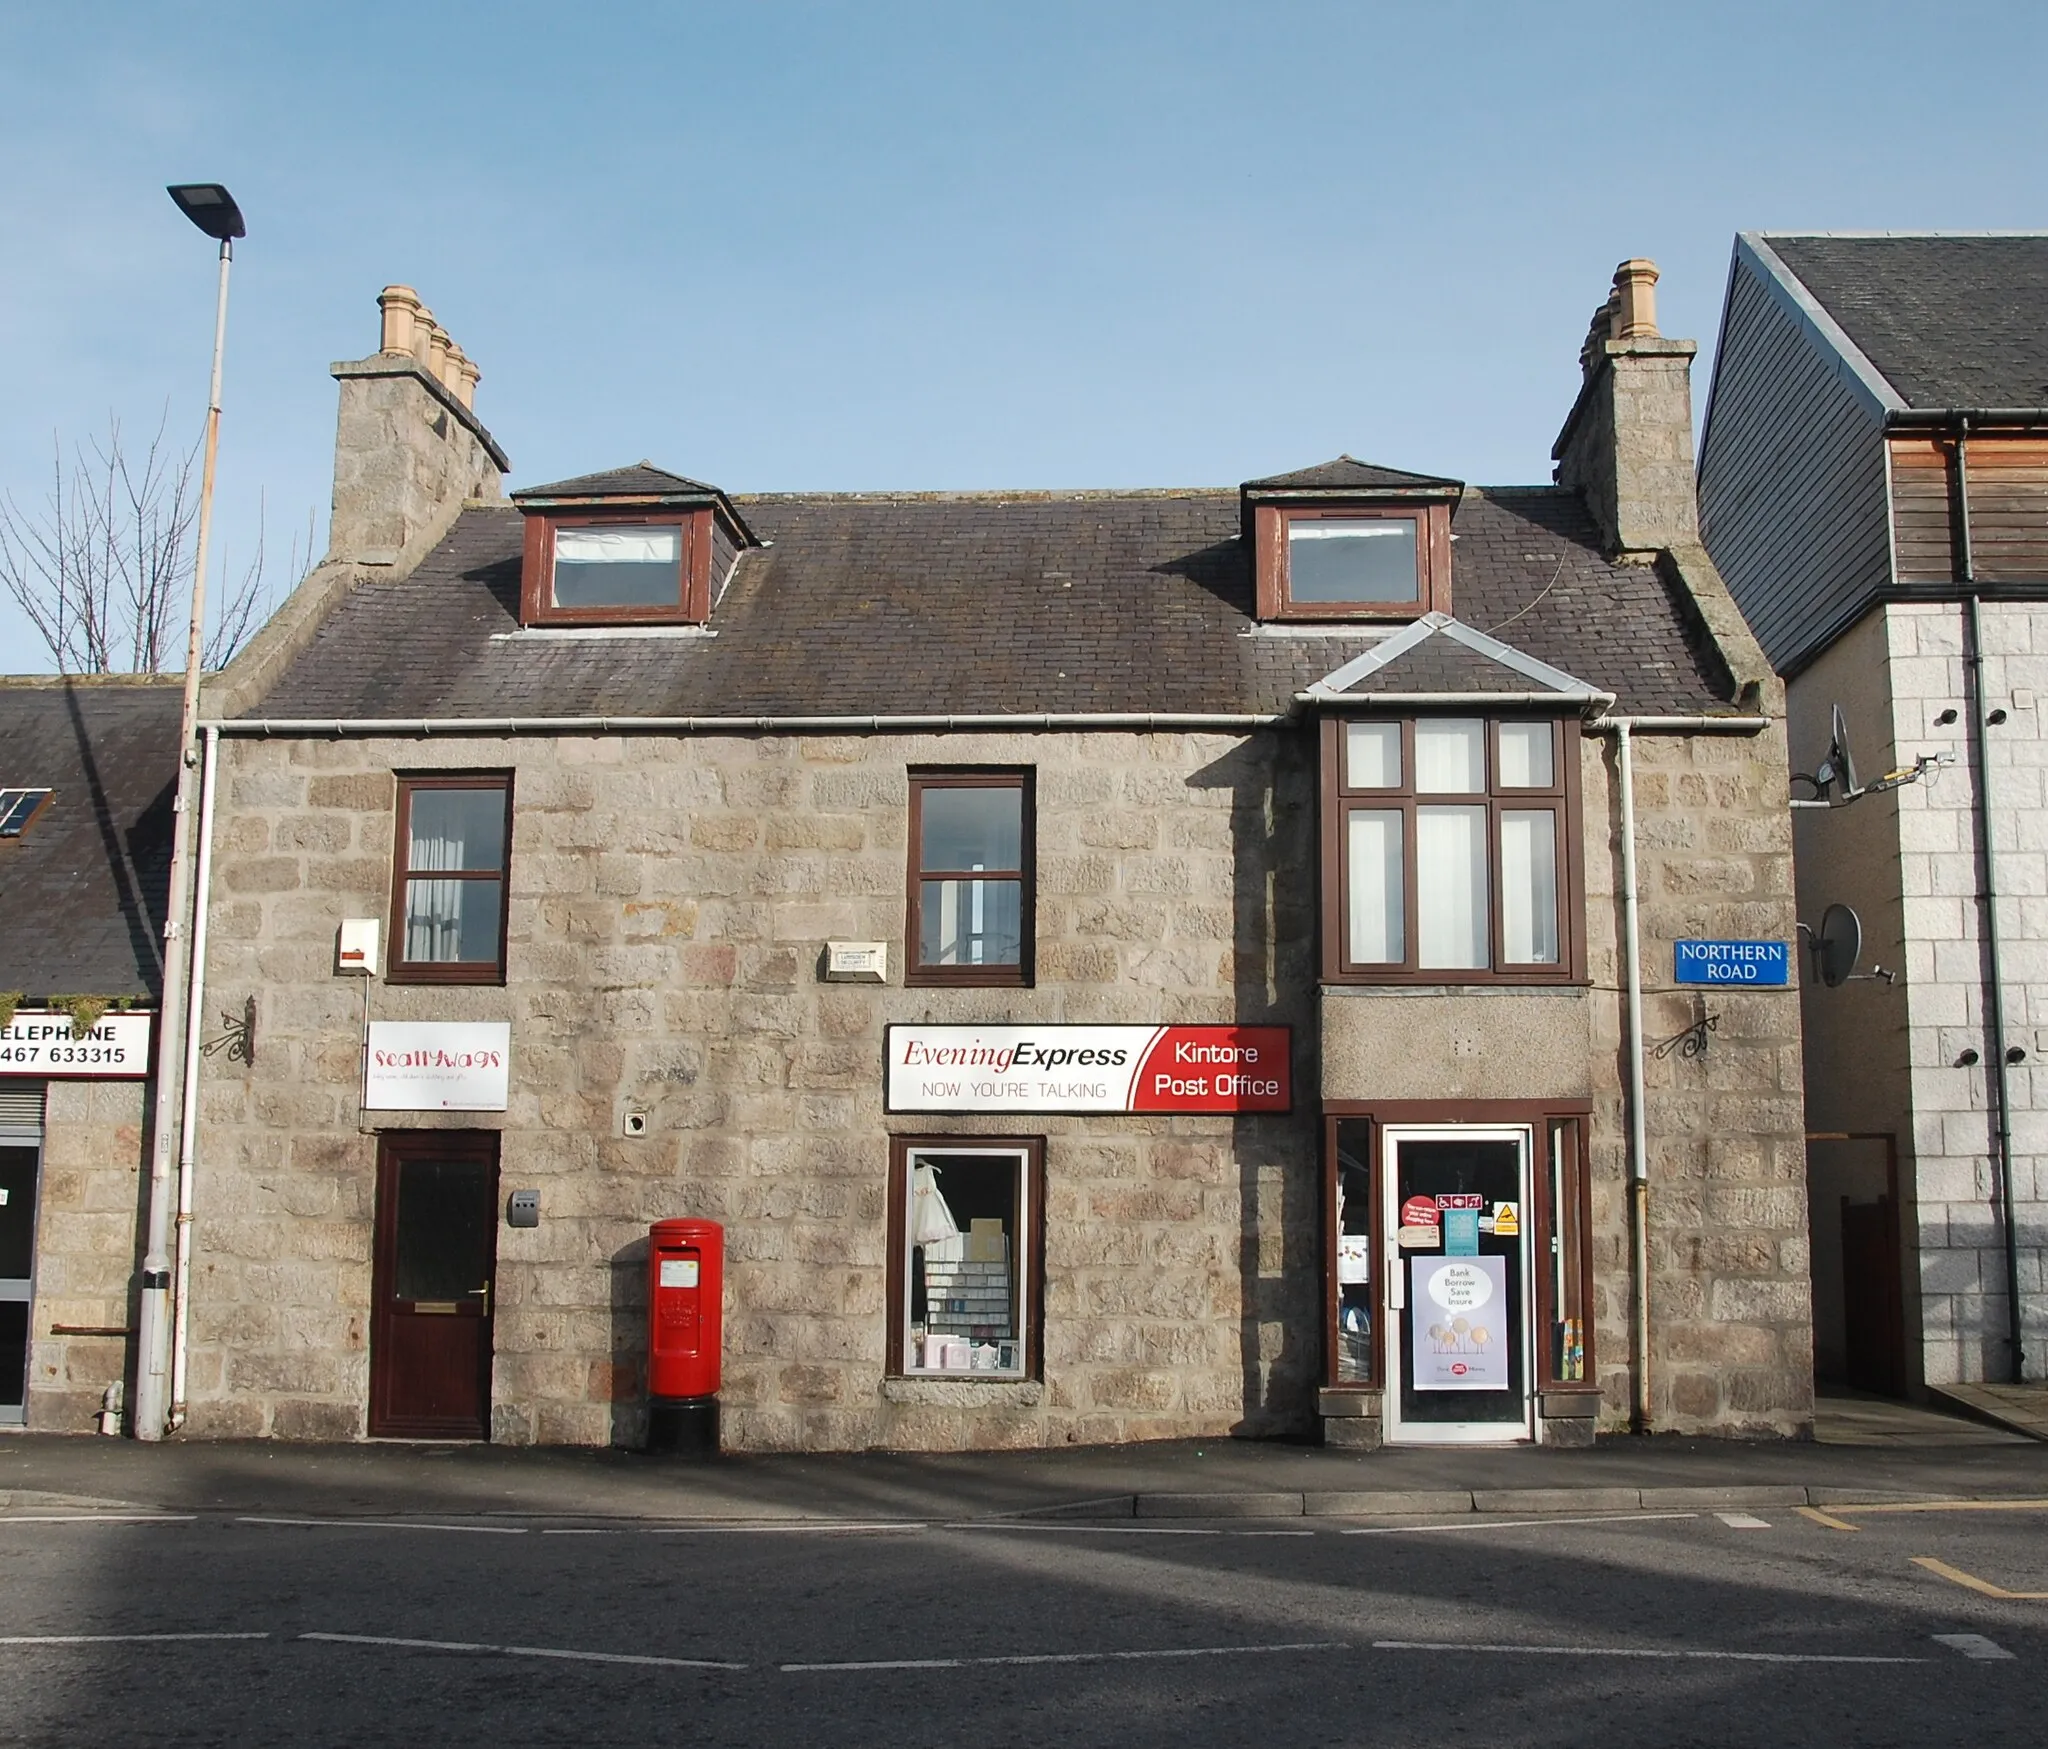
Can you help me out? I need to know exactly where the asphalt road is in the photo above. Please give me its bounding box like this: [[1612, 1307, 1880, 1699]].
[[0, 1500, 2042, 1747]]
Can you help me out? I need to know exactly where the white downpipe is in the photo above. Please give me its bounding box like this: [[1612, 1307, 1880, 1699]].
[[168, 725, 220, 1430], [1616, 724, 1651, 1431]]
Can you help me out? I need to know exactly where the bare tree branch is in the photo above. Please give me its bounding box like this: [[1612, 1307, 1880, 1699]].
[[0, 411, 306, 674]]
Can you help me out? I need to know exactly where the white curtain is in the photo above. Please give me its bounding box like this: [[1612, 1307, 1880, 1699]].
[[554, 527, 680, 565], [1345, 722, 1401, 789], [1500, 810, 1559, 963], [1497, 722, 1554, 788], [406, 828, 467, 962], [1416, 805, 1488, 968], [1347, 809, 1404, 963], [1415, 719, 1485, 793]]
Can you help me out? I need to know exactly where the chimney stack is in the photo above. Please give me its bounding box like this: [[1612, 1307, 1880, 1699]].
[[327, 284, 508, 566], [1553, 257, 1699, 557]]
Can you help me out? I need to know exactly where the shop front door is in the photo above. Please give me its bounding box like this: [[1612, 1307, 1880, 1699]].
[[0, 1143, 39, 1425], [1383, 1126, 1533, 1444], [370, 1132, 499, 1440]]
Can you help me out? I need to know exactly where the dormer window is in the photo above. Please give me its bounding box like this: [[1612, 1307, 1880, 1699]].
[[1243, 456, 1460, 621], [1284, 510, 1423, 606], [549, 521, 688, 612], [511, 462, 756, 629]]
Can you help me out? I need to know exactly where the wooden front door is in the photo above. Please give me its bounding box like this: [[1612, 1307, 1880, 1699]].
[[370, 1132, 499, 1439]]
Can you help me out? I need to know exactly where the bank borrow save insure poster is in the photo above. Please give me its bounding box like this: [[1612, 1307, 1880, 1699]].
[[1409, 1255, 1509, 1390]]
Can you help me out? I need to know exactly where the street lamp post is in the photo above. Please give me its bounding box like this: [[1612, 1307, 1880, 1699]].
[[134, 183, 245, 1442]]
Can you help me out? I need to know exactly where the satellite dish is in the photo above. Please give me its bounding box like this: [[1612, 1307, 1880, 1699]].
[[1816, 903, 1862, 988]]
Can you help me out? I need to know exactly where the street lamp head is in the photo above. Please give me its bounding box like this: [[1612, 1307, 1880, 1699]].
[[166, 183, 245, 242]]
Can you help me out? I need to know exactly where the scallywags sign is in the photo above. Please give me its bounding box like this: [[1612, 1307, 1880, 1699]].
[[885, 1024, 1291, 1115], [364, 1021, 510, 1112], [0, 1010, 152, 1079]]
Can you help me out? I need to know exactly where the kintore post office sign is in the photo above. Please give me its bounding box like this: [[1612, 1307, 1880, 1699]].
[[363, 1021, 511, 1112], [1673, 940, 1790, 986], [886, 1024, 1291, 1115], [0, 1010, 153, 1078]]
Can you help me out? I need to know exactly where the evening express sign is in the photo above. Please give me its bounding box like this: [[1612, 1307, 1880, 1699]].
[[885, 1024, 1291, 1115]]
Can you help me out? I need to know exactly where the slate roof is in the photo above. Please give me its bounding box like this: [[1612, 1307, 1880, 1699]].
[[1243, 456, 1463, 493], [512, 462, 736, 502], [0, 681, 179, 999], [1766, 234, 2048, 411], [248, 483, 1732, 720]]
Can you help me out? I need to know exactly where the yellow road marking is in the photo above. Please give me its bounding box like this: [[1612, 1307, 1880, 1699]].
[[1798, 1507, 1859, 1532], [1912, 1557, 2048, 1601], [1835, 1498, 2048, 1517]]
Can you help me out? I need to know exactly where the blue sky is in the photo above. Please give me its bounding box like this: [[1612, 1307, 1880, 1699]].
[[4, 1, 2046, 670]]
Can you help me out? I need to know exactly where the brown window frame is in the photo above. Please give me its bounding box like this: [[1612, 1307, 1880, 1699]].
[[885, 1135, 1046, 1382], [905, 770, 1034, 989], [387, 772, 513, 986], [1320, 1102, 1594, 1393], [1254, 502, 1453, 621], [518, 508, 712, 627], [1319, 714, 1584, 986]]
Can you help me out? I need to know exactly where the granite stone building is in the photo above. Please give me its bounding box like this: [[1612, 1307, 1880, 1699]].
[[1699, 231, 2048, 1397], [123, 262, 1810, 1452], [0, 679, 178, 1433]]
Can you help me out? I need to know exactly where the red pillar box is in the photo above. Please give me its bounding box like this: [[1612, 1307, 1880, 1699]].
[[646, 1218, 723, 1456]]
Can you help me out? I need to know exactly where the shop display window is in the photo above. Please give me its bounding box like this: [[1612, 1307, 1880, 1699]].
[[1542, 1116, 1593, 1385], [1331, 1118, 1375, 1385], [887, 1138, 1042, 1380]]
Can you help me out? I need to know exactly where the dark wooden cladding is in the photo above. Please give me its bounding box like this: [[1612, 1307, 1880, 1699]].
[[1696, 252, 1892, 676], [1891, 435, 2048, 584]]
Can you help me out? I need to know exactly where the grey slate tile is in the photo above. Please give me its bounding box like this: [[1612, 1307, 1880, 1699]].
[[249, 485, 1732, 721]]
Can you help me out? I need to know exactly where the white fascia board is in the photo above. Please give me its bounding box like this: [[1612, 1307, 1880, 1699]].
[[1306, 613, 1450, 696], [1305, 613, 1600, 702]]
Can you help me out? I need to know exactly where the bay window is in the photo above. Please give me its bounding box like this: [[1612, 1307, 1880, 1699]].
[[1322, 717, 1579, 983]]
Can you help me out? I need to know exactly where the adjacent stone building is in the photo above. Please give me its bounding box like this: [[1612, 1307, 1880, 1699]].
[[0, 680, 178, 1432], [113, 263, 1813, 1452], [1699, 231, 2048, 1395]]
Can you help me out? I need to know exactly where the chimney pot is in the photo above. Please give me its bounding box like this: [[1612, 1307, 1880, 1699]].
[[424, 322, 452, 387], [377, 285, 422, 357], [456, 352, 481, 410], [410, 308, 437, 368], [438, 339, 467, 397], [1613, 258, 1661, 340]]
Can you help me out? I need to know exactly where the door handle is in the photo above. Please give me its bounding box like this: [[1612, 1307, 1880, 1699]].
[[1386, 1243, 1405, 1311], [470, 1282, 491, 1316]]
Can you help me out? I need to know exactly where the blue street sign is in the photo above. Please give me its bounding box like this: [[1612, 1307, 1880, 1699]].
[[1674, 940, 1790, 986]]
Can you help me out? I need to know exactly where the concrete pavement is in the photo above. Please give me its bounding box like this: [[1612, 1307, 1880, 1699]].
[[2, 1395, 2043, 1526]]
